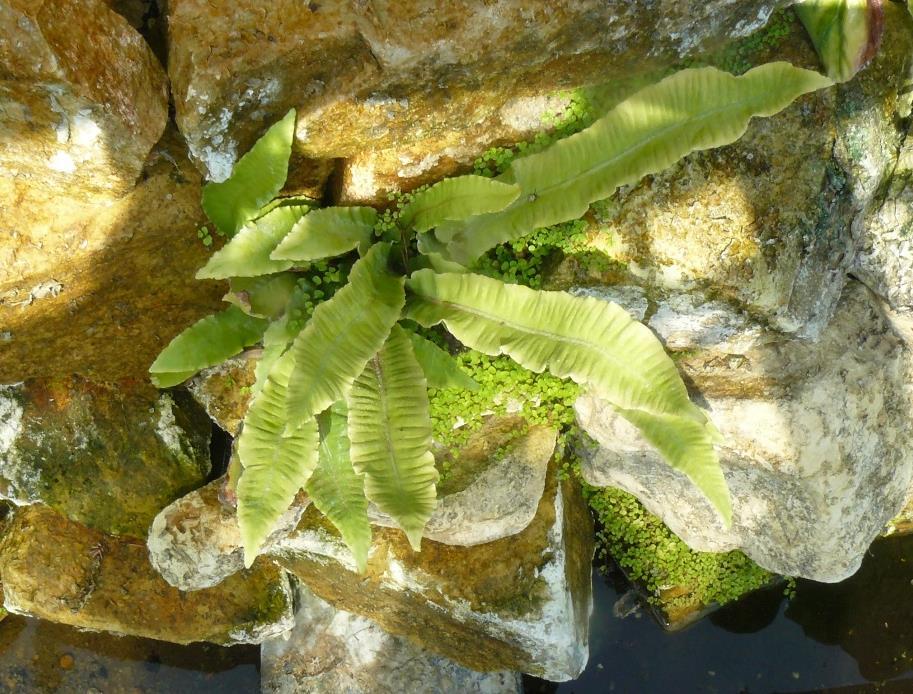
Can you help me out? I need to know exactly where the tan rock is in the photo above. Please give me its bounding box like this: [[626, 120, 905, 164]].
[[0, 504, 294, 645], [0, 127, 225, 382], [187, 356, 257, 434], [0, 378, 211, 537], [0, 0, 169, 287], [167, 0, 790, 198]]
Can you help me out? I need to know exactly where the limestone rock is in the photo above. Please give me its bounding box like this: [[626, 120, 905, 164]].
[[262, 583, 522, 694], [0, 127, 225, 382], [168, 0, 789, 197], [0, 504, 294, 645], [148, 477, 309, 591], [576, 281, 913, 582], [147, 419, 553, 591], [0, 378, 210, 537], [369, 423, 556, 546], [275, 462, 593, 681], [0, 0, 169, 288]]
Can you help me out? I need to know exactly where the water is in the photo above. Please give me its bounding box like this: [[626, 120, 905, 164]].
[[528, 535, 913, 693], [0, 617, 258, 693], [2, 535, 913, 692]]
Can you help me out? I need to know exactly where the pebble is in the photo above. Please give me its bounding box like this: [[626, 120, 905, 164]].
[[58, 653, 74, 670]]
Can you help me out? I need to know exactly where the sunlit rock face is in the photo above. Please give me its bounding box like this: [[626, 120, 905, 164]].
[[0, 378, 210, 537], [577, 281, 913, 583], [0, 0, 168, 289], [0, 504, 295, 645], [261, 583, 522, 694], [167, 0, 790, 202], [0, 129, 225, 382]]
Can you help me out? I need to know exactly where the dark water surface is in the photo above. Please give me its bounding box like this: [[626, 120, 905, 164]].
[[529, 534, 913, 694], [0, 617, 258, 692], [3, 535, 913, 692]]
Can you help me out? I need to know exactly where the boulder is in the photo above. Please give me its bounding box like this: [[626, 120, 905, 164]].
[[148, 476, 308, 591], [275, 462, 593, 681], [0, 504, 294, 645], [576, 280, 913, 582], [148, 418, 556, 591], [0, 0, 169, 289], [0, 127, 226, 382], [0, 377, 210, 537], [167, 0, 791, 198], [369, 422, 556, 546], [262, 583, 522, 694]]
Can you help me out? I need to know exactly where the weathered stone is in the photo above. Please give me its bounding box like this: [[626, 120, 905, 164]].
[[262, 583, 522, 694], [841, 4, 913, 344], [148, 477, 308, 591], [147, 418, 553, 592], [0, 504, 294, 645], [0, 378, 210, 537], [0, 0, 169, 287], [0, 127, 225, 382], [577, 280, 913, 582], [370, 423, 556, 546], [168, 0, 790, 197], [187, 356, 257, 434], [274, 461, 593, 681]]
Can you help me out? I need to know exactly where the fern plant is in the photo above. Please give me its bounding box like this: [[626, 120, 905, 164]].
[[150, 63, 832, 571]]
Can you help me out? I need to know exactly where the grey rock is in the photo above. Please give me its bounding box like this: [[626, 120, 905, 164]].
[[261, 583, 522, 694], [368, 425, 556, 546], [576, 281, 913, 582], [148, 476, 308, 590]]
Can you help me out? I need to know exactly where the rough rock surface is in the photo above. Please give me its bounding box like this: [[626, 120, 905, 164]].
[[0, 504, 294, 645], [370, 423, 556, 546], [0, 128, 225, 382], [148, 477, 308, 591], [0, 0, 169, 288], [577, 281, 913, 582], [148, 417, 556, 590], [0, 378, 210, 537], [186, 356, 257, 434], [168, 0, 790, 198], [262, 584, 522, 694], [276, 463, 593, 681]]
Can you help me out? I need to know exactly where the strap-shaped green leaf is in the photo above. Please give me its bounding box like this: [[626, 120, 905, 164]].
[[347, 326, 438, 550], [237, 348, 319, 566], [407, 331, 479, 391], [307, 403, 372, 573], [149, 305, 267, 387], [616, 407, 730, 524], [226, 273, 299, 318], [284, 243, 405, 430], [796, 0, 883, 82], [196, 204, 310, 280], [271, 206, 377, 262], [405, 270, 730, 523], [399, 176, 520, 232], [406, 270, 695, 417], [438, 63, 832, 264], [201, 109, 297, 237]]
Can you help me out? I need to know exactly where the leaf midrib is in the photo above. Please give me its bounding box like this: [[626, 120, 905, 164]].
[[420, 291, 683, 413]]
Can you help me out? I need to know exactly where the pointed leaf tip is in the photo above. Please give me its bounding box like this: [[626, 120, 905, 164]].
[[202, 109, 297, 237]]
